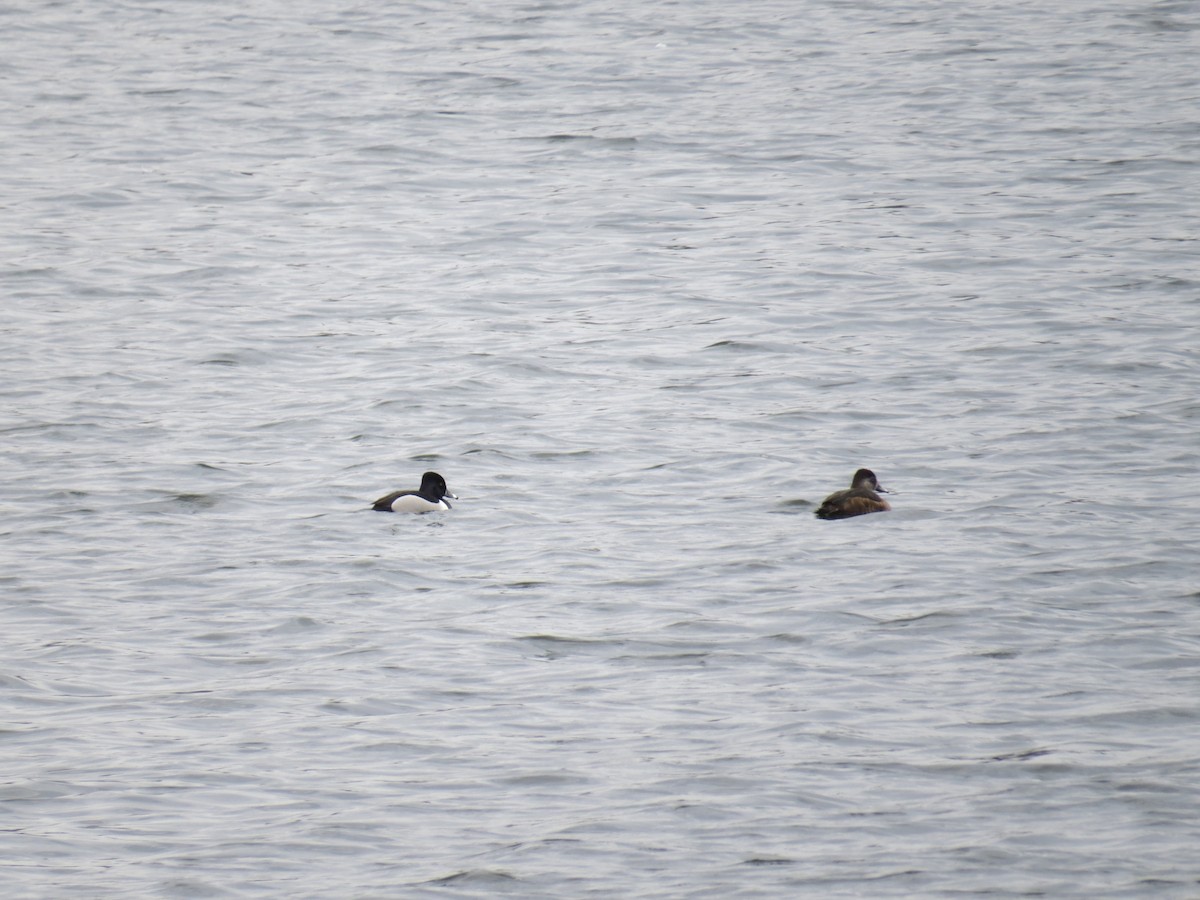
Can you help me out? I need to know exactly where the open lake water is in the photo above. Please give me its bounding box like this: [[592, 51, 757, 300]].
[[3, 0, 1199, 896]]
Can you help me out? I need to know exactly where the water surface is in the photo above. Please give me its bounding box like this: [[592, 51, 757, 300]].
[[3, 1, 1199, 896]]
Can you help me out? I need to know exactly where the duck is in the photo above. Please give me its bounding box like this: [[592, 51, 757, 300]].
[[372, 471, 457, 513], [814, 468, 891, 520]]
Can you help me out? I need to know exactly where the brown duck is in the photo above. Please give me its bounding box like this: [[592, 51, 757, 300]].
[[815, 468, 891, 520]]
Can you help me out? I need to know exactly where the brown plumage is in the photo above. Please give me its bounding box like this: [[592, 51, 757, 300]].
[[815, 468, 891, 520]]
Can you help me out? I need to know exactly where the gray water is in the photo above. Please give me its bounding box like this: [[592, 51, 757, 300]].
[[3, 0, 1199, 897]]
